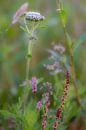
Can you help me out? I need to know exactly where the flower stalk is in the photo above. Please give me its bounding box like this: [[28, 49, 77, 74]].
[[53, 71, 69, 130], [42, 93, 50, 130], [20, 12, 45, 130], [57, 0, 83, 109]]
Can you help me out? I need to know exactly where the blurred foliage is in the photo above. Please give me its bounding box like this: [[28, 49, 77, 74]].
[[0, 0, 86, 130]]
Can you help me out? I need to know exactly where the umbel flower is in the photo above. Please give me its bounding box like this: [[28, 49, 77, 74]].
[[25, 12, 45, 21], [12, 2, 45, 24], [12, 2, 28, 24]]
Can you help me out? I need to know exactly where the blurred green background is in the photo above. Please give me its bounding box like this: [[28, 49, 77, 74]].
[[0, 0, 86, 129]]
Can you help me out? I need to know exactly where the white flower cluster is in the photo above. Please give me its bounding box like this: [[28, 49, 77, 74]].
[[25, 12, 45, 22]]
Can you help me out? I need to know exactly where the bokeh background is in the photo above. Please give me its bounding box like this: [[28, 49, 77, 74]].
[[0, 0, 86, 130]]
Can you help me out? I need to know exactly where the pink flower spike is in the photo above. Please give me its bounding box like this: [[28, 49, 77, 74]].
[[42, 119, 47, 129], [12, 2, 29, 24], [31, 76, 38, 93], [36, 101, 42, 110]]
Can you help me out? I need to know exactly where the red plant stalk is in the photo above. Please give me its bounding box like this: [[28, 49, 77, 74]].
[[53, 71, 69, 130]]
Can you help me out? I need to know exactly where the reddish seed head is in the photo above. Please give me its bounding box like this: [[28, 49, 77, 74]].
[[53, 70, 69, 129], [64, 90, 66, 94], [62, 95, 64, 98], [53, 122, 58, 130], [65, 85, 68, 88], [66, 79, 69, 83], [66, 70, 69, 76], [65, 88, 68, 91], [61, 104, 64, 109], [60, 114, 62, 119], [58, 121, 60, 124], [56, 107, 62, 119], [62, 98, 64, 102], [64, 92, 67, 96], [46, 100, 50, 107], [45, 106, 48, 114], [62, 102, 64, 106], [58, 107, 62, 113]]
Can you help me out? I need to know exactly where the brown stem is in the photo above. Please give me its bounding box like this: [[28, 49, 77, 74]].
[[42, 127, 44, 130]]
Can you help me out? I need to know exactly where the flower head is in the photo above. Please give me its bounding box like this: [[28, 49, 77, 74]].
[[44, 61, 62, 75], [53, 122, 58, 130], [31, 76, 38, 93], [53, 43, 65, 54], [36, 101, 42, 110], [25, 12, 45, 22], [43, 82, 53, 95], [42, 92, 49, 102], [42, 119, 47, 129], [12, 2, 28, 24], [12, 3, 45, 24]]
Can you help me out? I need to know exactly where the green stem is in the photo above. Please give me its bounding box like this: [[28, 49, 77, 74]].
[[63, 27, 83, 109], [26, 41, 32, 81], [21, 19, 39, 130], [23, 39, 33, 109], [21, 20, 35, 130], [58, 2, 83, 109]]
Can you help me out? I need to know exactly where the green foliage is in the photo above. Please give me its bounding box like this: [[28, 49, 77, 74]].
[[73, 33, 86, 53], [22, 101, 38, 130], [60, 10, 67, 28], [0, 0, 86, 130]]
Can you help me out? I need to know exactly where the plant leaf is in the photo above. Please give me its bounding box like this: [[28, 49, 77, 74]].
[[60, 10, 67, 27], [73, 33, 86, 53]]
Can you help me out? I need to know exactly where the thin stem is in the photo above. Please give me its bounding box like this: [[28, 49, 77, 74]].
[[58, 3, 83, 109], [64, 27, 83, 109], [23, 25, 34, 109], [26, 41, 32, 81], [21, 20, 35, 130], [26, 57, 30, 81]]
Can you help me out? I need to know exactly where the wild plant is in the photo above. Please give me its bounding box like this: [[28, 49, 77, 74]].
[[0, 1, 85, 130]]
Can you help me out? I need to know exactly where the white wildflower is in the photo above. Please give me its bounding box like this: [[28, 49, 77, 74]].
[[25, 12, 45, 21]]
